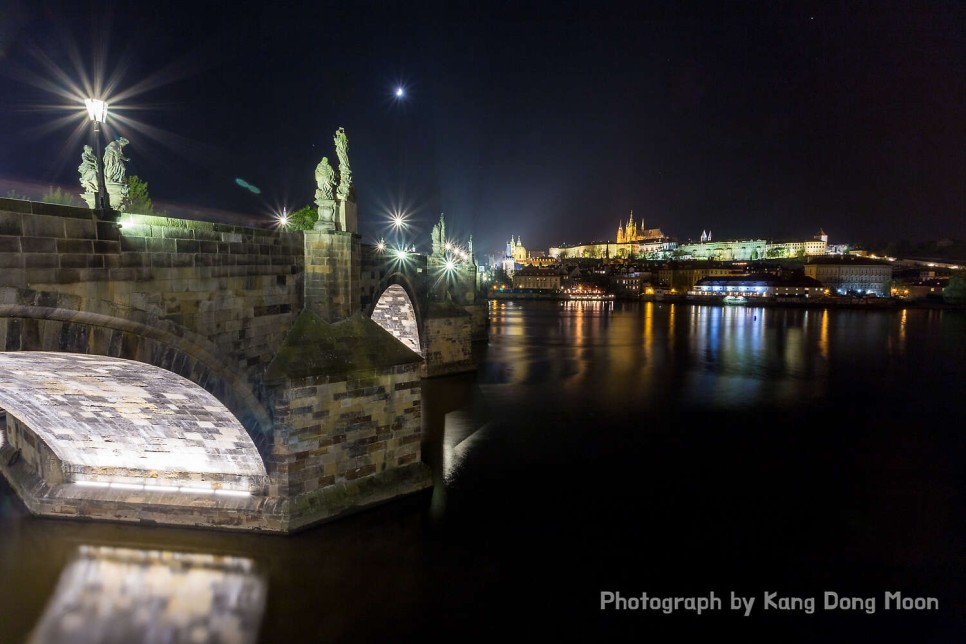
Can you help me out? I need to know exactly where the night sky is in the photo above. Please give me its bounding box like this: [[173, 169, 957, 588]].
[[1, 1, 964, 256]]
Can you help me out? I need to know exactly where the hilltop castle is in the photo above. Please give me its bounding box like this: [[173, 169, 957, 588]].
[[616, 211, 664, 243]]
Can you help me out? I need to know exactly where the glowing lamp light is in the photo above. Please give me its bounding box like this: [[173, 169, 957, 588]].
[[395, 249, 408, 259], [376, 239, 386, 252], [395, 87, 405, 98], [274, 208, 289, 228], [445, 260, 456, 271], [392, 213, 405, 228], [85, 98, 108, 124]]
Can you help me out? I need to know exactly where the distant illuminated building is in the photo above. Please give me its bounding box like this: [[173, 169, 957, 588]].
[[511, 265, 562, 290], [677, 229, 828, 261], [804, 256, 893, 297], [691, 274, 824, 299], [502, 236, 555, 274], [548, 210, 675, 260], [616, 210, 665, 243]]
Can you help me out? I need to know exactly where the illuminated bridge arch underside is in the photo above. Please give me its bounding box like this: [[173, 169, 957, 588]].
[[371, 284, 422, 353], [0, 352, 268, 496]]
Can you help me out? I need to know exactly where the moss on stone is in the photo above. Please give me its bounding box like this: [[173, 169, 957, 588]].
[[425, 300, 471, 318], [266, 310, 422, 382]]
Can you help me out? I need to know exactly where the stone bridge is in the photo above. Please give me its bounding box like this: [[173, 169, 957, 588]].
[[0, 197, 484, 532]]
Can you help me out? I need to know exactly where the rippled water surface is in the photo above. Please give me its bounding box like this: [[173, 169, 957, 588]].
[[1, 301, 964, 641]]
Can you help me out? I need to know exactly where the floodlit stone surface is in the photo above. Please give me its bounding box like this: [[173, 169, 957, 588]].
[[371, 284, 421, 352], [0, 352, 267, 491]]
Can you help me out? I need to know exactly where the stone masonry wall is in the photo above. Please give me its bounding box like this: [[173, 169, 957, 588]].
[[0, 202, 304, 392], [4, 414, 66, 486], [303, 231, 359, 323], [423, 315, 474, 376], [268, 364, 423, 520]]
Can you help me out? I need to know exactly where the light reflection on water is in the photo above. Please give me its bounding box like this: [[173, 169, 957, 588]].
[[484, 301, 835, 410], [27, 546, 266, 644]]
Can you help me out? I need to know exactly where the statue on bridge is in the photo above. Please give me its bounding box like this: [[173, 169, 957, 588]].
[[431, 213, 446, 257], [103, 137, 130, 185], [334, 127, 351, 201], [314, 156, 337, 231], [315, 157, 335, 201], [101, 137, 131, 210], [78, 145, 99, 194]]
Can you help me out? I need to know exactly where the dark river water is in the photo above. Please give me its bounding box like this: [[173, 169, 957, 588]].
[[1, 301, 964, 642]]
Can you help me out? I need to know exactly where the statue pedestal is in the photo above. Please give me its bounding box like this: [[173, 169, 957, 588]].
[[337, 198, 357, 234], [303, 230, 360, 323], [314, 200, 337, 232], [106, 183, 128, 211]]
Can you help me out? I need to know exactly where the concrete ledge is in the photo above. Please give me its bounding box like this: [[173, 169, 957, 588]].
[[1, 443, 432, 534], [424, 360, 477, 378], [285, 461, 433, 533]]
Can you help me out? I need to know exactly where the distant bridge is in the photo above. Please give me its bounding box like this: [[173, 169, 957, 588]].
[[0, 198, 484, 532]]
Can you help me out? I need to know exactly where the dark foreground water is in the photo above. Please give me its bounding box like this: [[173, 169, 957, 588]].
[[1, 301, 964, 642]]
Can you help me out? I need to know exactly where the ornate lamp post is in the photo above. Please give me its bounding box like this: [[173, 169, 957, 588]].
[[84, 98, 110, 211]]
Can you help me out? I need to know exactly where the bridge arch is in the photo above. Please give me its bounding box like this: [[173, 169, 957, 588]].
[[0, 287, 275, 467], [0, 352, 268, 493], [367, 272, 425, 355]]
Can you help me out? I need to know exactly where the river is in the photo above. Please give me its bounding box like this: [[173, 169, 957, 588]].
[[1, 301, 964, 641]]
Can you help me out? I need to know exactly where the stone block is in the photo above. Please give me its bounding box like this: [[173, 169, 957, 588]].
[[64, 218, 97, 239], [119, 236, 146, 252], [56, 238, 94, 254], [95, 221, 121, 241], [0, 213, 22, 236], [60, 254, 104, 269], [92, 240, 120, 254], [20, 237, 57, 253], [24, 254, 58, 269], [22, 215, 65, 238], [0, 254, 23, 269]]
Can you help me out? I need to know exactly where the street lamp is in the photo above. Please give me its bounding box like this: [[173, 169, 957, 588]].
[[85, 98, 110, 211]]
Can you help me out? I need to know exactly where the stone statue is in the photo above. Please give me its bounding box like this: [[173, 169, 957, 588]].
[[78, 145, 99, 194], [431, 213, 445, 257], [334, 127, 351, 200], [103, 137, 130, 185], [314, 157, 335, 202]]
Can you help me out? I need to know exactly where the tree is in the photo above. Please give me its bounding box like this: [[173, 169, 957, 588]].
[[944, 274, 966, 304], [125, 176, 164, 215], [286, 205, 318, 230], [40, 186, 79, 206]]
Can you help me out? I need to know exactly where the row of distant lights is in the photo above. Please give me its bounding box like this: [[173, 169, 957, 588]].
[[273, 203, 474, 272], [74, 480, 251, 497]]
